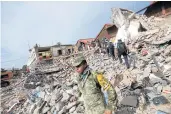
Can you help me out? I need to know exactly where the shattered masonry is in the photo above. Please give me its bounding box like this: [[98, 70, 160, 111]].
[[1, 8, 171, 114]]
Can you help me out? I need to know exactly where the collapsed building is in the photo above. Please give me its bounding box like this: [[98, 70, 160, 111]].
[[27, 44, 74, 72], [1, 5, 171, 114], [136, 1, 171, 17]]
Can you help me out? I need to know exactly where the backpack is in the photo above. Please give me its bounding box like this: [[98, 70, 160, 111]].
[[92, 71, 111, 91], [117, 40, 127, 54]]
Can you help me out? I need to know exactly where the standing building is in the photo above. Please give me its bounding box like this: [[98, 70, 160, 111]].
[[27, 44, 74, 71], [94, 24, 119, 48], [51, 44, 74, 57], [76, 38, 95, 52]]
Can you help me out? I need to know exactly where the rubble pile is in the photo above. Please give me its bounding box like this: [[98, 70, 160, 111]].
[[77, 42, 171, 113], [1, 9, 171, 114], [3, 58, 85, 114], [0, 77, 26, 114], [134, 15, 165, 30], [110, 8, 171, 114]]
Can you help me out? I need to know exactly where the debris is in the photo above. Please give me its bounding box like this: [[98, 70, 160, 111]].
[[156, 110, 168, 114], [152, 96, 169, 106], [120, 96, 138, 107], [1, 7, 171, 114]]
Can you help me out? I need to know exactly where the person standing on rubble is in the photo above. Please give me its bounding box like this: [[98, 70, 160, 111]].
[[114, 19, 131, 69], [115, 39, 130, 69], [72, 55, 117, 114], [108, 40, 115, 60]]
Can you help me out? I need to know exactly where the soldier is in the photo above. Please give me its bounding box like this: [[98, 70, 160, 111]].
[[72, 55, 117, 114]]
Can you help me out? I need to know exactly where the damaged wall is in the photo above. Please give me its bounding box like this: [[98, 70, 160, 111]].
[[144, 1, 171, 17]]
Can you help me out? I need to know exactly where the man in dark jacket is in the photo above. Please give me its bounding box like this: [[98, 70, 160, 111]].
[[115, 39, 130, 69], [108, 41, 115, 60]]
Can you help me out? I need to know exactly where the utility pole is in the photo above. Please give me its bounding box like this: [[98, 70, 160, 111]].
[[27, 40, 31, 50]]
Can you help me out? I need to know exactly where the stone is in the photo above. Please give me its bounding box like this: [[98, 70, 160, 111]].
[[143, 66, 151, 77], [61, 92, 70, 102], [120, 96, 138, 107], [152, 96, 168, 106], [73, 85, 78, 90], [146, 90, 158, 101], [133, 89, 141, 95], [115, 108, 135, 114], [76, 105, 84, 113], [33, 107, 40, 114], [66, 89, 74, 95], [23, 100, 29, 107], [50, 106, 56, 113], [56, 94, 63, 103], [58, 106, 67, 114], [149, 74, 162, 85], [165, 57, 171, 63], [156, 85, 163, 94], [36, 82, 41, 86], [156, 110, 169, 114], [66, 101, 78, 110], [158, 56, 165, 63], [151, 67, 159, 73], [29, 104, 37, 114], [39, 91, 45, 99], [162, 85, 171, 93], [44, 95, 51, 103], [69, 106, 76, 113], [36, 98, 43, 107], [51, 94, 57, 101], [164, 45, 171, 56], [55, 102, 64, 112], [42, 107, 51, 114]]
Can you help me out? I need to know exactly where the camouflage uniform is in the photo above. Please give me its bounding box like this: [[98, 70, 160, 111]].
[[73, 56, 117, 114]]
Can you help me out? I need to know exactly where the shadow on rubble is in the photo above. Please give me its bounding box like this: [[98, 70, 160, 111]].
[[114, 74, 170, 114]]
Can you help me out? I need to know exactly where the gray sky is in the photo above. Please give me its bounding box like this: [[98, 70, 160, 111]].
[[1, 1, 149, 69]]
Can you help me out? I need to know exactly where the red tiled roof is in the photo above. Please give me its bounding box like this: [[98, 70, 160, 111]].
[[95, 24, 114, 41], [76, 38, 95, 45]]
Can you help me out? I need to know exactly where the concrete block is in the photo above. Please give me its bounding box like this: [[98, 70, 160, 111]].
[[120, 96, 138, 107]]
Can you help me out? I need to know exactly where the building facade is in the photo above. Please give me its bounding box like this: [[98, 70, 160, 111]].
[[27, 44, 74, 71], [76, 38, 95, 52], [51, 44, 74, 57], [94, 24, 118, 48]]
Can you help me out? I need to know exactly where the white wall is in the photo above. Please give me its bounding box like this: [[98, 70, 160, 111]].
[[27, 48, 37, 66]]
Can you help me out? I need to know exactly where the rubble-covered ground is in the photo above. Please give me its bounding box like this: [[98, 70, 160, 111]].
[[1, 15, 171, 114]]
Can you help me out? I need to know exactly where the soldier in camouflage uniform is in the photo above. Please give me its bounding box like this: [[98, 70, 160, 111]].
[[72, 55, 117, 114]]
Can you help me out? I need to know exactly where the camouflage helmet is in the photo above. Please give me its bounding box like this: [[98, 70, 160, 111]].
[[73, 55, 86, 67]]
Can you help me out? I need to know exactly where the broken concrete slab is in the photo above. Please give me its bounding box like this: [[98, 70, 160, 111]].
[[42, 106, 51, 114], [61, 92, 70, 102], [69, 106, 76, 113], [143, 66, 151, 77], [29, 104, 37, 114], [153, 96, 169, 106], [39, 91, 45, 99], [120, 96, 138, 107]]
